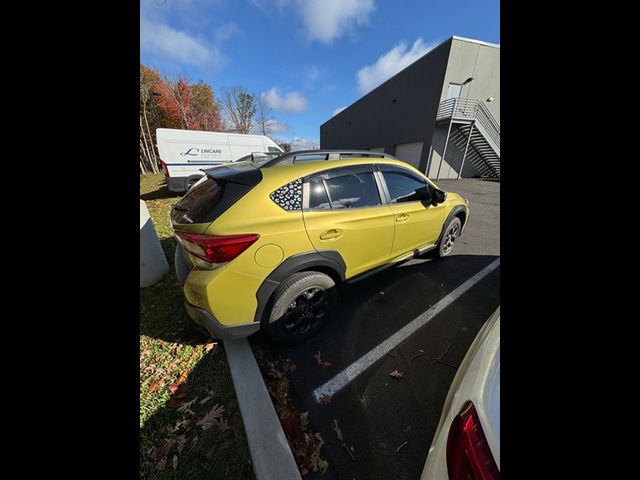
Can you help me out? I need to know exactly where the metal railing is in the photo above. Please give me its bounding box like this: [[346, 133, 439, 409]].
[[436, 97, 500, 150]]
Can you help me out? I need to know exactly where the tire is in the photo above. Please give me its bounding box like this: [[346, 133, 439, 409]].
[[436, 216, 462, 258], [263, 271, 337, 345], [174, 243, 192, 286]]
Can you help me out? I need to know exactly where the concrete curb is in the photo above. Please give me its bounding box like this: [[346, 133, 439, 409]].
[[224, 339, 302, 480]]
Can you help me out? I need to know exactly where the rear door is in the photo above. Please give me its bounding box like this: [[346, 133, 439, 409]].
[[302, 164, 395, 278], [378, 164, 445, 258]]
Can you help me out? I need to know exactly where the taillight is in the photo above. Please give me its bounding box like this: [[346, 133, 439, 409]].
[[446, 402, 499, 480], [175, 232, 259, 264], [159, 160, 169, 176]]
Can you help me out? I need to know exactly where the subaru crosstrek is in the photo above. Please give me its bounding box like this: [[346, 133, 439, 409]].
[[171, 150, 469, 344]]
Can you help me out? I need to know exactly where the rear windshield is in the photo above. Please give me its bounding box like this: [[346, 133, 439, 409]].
[[171, 178, 252, 225]]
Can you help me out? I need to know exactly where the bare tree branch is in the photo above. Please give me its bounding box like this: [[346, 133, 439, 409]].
[[220, 86, 256, 134], [256, 93, 274, 135]]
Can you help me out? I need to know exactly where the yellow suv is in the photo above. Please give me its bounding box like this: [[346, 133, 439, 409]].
[[172, 150, 469, 344]]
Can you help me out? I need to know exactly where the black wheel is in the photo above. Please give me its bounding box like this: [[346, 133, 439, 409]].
[[263, 271, 337, 345], [436, 217, 462, 257], [174, 243, 191, 286]]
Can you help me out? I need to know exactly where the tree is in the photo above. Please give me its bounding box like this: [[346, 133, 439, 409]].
[[280, 142, 292, 152], [140, 64, 164, 173], [190, 81, 223, 131], [256, 93, 274, 135], [220, 86, 256, 134]]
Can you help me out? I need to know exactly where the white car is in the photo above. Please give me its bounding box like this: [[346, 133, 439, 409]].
[[421, 307, 500, 479]]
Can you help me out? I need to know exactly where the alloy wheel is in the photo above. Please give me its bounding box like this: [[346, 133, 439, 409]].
[[443, 223, 460, 254], [282, 286, 329, 336]]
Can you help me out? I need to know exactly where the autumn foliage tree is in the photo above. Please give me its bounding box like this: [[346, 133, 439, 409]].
[[139, 64, 224, 174], [190, 81, 223, 131]]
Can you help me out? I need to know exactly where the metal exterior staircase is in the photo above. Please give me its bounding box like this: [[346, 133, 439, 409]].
[[435, 98, 500, 179]]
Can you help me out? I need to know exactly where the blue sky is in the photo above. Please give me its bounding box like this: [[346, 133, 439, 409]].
[[141, 0, 500, 148]]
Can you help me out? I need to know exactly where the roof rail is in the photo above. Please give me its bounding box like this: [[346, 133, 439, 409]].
[[263, 149, 397, 167]]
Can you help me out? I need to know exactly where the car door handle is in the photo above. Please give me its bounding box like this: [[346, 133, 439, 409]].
[[319, 229, 343, 240], [396, 213, 410, 223]]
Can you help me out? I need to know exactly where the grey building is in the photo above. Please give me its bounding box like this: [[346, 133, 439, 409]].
[[320, 36, 500, 179]]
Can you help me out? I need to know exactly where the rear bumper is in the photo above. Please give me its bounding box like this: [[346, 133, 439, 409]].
[[184, 301, 260, 340]]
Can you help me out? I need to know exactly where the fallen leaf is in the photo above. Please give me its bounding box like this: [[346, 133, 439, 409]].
[[204, 342, 217, 353], [199, 395, 214, 405], [176, 397, 197, 414], [176, 435, 187, 454], [156, 457, 166, 471], [389, 370, 403, 379], [169, 384, 188, 409], [148, 381, 163, 394], [169, 370, 189, 394], [331, 419, 344, 442], [313, 351, 333, 368], [172, 454, 178, 470], [196, 404, 225, 430], [300, 411, 309, 430], [149, 438, 176, 462], [217, 417, 230, 433], [319, 394, 332, 405]]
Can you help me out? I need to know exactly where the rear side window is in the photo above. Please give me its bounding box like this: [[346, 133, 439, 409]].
[[270, 178, 303, 211], [171, 178, 252, 224], [307, 165, 381, 210], [380, 165, 432, 203]]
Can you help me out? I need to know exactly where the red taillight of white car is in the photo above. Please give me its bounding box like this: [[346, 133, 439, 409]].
[[175, 232, 259, 265], [446, 401, 499, 480], [160, 159, 169, 176]]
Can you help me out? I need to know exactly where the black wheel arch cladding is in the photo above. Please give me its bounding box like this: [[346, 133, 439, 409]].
[[436, 205, 468, 245], [254, 251, 346, 323]]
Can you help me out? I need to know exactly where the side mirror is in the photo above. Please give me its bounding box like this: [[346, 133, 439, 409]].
[[431, 188, 447, 205]]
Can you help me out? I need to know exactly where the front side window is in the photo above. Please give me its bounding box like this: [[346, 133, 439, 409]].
[[380, 165, 432, 203], [307, 165, 381, 210]]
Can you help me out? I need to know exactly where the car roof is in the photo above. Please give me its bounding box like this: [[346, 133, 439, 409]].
[[261, 149, 398, 167]]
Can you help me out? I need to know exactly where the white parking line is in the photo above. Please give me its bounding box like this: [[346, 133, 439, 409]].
[[312, 257, 500, 402]]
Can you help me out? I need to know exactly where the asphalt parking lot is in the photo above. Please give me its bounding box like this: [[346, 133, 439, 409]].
[[260, 178, 499, 480]]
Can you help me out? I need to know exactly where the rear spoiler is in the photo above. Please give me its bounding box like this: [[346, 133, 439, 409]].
[[201, 164, 262, 186]]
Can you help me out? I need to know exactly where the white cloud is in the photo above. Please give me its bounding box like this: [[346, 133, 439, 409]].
[[290, 137, 320, 150], [357, 38, 438, 93], [140, 1, 238, 67], [275, 0, 375, 44], [214, 21, 242, 43], [262, 88, 308, 113], [261, 119, 291, 134], [141, 16, 222, 66], [332, 106, 347, 117]]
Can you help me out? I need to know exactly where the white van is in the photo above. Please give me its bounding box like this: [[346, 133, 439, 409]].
[[156, 128, 284, 192]]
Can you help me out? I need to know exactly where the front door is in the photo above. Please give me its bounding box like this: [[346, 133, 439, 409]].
[[302, 164, 395, 278], [378, 164, 445, 258]]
